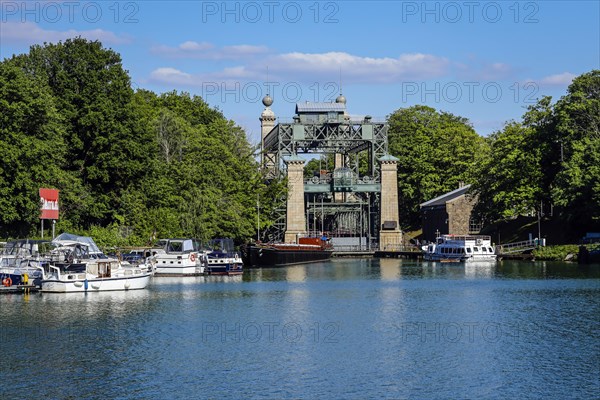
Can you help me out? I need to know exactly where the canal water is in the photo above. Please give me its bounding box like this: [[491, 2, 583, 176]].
[[1, 259, 599, 399]]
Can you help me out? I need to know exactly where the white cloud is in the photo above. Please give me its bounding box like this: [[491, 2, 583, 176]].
[[538, 72, 576, 86], [150, 67, 194, 85], [179, 41, 213, 51], [267, 51, 449, 82], [148, 49, 450, 87], [151, 41, 268, 60], [2, 21, 131, 45]]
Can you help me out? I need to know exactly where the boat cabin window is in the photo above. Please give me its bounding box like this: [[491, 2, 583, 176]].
[[466, 248, 472, 253], [482, 247, 487, 252], [473, 247, 479, 252], [488, 247, 494, 253], [168, 242, 183, 252]]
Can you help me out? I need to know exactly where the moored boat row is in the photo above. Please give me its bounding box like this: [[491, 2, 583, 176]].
[[0, 234, 246, 294]]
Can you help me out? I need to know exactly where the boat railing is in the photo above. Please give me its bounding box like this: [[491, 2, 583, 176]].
[[441, 234, 492, 242]]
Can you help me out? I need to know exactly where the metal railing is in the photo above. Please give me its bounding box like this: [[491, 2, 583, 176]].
[[497, 240, 537, 254]]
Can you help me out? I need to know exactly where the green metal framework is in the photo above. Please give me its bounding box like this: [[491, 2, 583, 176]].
[[261, 114, 389, 246]]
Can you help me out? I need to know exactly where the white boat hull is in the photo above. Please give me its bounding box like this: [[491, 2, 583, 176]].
[[41, 273, 151, 293], [154, 264, 204, 276], [423, 254, 497, 262]]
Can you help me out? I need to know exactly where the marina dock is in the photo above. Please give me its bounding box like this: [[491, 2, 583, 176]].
[[0, 284, 39, 294]]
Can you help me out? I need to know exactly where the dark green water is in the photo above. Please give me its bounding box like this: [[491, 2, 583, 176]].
[[1, 259, 599, 399]]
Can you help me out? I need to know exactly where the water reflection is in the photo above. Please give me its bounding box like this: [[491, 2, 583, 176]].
[[464, 261, 496, 278], [379, 258, 401, 280], [285, 265, 307, 282]]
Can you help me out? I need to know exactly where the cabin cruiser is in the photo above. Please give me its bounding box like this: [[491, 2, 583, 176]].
[[204, 239, 243, 275], [0, 240, 50, 287], [37, 234, 151, 292], [151, 238, 206, 276], [423, 234, 497, 262]]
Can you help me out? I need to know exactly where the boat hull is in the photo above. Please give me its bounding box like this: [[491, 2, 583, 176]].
[[423, 254, 497, 262], [205, 266, 243, 275], [41, 273, 151, 293], [241, 245, 332, 267], [154, 264, 204, 276], [205, 262, 243, 275]]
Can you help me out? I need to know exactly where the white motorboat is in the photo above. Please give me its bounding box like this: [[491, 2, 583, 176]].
[[38, 234, 151, 293], [151, 238, 205, 276], [0, 240, 50, 287], [40, 259, 151, 293], [423, 234, 497, 262]]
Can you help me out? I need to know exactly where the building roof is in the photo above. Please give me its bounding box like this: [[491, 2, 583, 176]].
[[420, 184, 472, 208], [296, 102, 346, 113]]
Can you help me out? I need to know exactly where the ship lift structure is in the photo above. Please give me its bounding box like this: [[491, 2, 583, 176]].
[[259, 94, 402, 251]]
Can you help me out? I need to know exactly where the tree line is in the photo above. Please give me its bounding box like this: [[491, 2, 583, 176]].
[[388, 70, 599, 238], [1, 38, 597, 245], [0, 38, 284, 246]]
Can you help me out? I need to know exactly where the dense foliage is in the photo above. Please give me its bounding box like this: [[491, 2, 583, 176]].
[[387, 105, 487, 230], [387, 72, 599, 236], [472, 70, 600, 234], [0, 38, 283, 244]]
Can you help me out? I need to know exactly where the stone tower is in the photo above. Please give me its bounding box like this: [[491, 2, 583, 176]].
[[260, 94, 276, 175], [379, 155, 402, 250]]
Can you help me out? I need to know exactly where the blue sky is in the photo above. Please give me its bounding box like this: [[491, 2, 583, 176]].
[[1, 1, 599, 144]]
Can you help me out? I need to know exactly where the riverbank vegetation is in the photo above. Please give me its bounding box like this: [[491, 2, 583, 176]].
[[0, 38, 598, 245], [532, 245, 580, 261]]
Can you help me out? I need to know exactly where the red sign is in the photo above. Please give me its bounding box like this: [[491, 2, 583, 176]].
[[40, 188, 59, 220]]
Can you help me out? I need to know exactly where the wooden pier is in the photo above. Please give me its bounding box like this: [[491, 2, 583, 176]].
[[0, 285, 40, 294]]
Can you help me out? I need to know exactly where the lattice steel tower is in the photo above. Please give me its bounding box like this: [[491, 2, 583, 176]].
[[260, 95, 402, 250]]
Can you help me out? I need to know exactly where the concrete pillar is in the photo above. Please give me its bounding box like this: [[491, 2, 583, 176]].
[[284, 156, 306, 243], [379, 155, 402, 250]]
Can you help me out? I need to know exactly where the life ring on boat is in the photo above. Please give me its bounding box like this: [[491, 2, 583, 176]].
[[2, 277, 12, 287], [190, 253, 197, 262]]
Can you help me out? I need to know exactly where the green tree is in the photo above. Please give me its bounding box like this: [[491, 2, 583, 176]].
[[551, 70, 600, 227], [387, 105, 487, 230], [0, 62, 67, 236], [10, 38, 153, 226], [471, 122, 543, 221]]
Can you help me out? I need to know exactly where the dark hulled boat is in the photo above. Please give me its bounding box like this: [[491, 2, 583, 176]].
[[241, 237, 333, 267]]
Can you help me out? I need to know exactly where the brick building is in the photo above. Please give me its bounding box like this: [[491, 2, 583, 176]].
[[420, 184, 481, 242]]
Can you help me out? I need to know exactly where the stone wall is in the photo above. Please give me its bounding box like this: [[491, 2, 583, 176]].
[[446, 194, 476, 236]]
